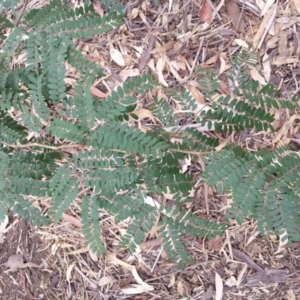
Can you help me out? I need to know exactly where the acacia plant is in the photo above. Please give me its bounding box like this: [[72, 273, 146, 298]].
[[0, 0, 299, 268]]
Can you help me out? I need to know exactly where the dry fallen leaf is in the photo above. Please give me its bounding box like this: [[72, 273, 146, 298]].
[[139, 35, 155, 72], [248, 65, 267, 85], [98, 276, 114, 287], [215, 272, 223, 300], [133, 108, 157, 123], [156, 55, 168, 87], [253, 3, 277, 49], [152, 41, 176, 55], [262, 53, 271, 82], [130, 7, 139, 20], [91, 86, 107, 99], [294, 0, 300, 13], [4, 254, 42, 272], [232, 248, 264, 273], [207, 236, 223, 252], [278, 31, 287, 57], [110, 48, 125, 67], [0, 215, 8, 244], [202, 285, 214, 300], [225, 0, 246, 33], [272, 56, 299, 65], [187, 84, 205, 104], [66, 263, 75, 282], [199, 0, 213, 24], [119, 68, 140, 82], [92, 1, 104, 17], [286, 289, 296, 300], [106, 253, 154, 294], [177, 281, 185, 297]]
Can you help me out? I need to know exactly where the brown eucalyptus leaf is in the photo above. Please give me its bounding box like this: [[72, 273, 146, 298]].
[[139, 35, 155, 72], [225, 0, 246, 33], [199, 0, 213, 24], [232, 248, 264, 273]]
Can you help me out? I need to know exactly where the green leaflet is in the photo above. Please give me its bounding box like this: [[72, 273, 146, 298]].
[[82, 196, 106, 255], [49, 165, 78, 223]]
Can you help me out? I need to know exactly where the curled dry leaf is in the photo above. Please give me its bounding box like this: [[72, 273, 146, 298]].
[[4, 254, 42, 272], [199, 0, 213, 24], [133, 108, 157, 123], [156, 55, 168, 87]]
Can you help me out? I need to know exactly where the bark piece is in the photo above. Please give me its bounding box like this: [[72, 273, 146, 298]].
[[246, 269, 286, 287]]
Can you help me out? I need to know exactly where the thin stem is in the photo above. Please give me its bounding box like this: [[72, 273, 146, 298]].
[[2, 142, 83, 151], [169, 148, 214, 156]]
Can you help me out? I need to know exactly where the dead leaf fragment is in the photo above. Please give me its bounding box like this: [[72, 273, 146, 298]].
[[272, 56, 299, 65], [156, 55, 168, 87], [202, 285, 214, 299], [248, 65, 267, 85], [177, 281, 186, 297], [130, 8, 139, 20], [133, 108, 157, 123], [0, 215, 8, 243], [215, 272, 223, 300], [232, 248, 264, 273], [199, 0, 213, 24], [152, 41, 176, 55], [278, 31, 287, 57], [139, 35, 155, 72], [92, 1, 104, 16], [207, 236, 223, 252], [286, 289, 296, 300], [110, 48, 125, 67], [106, 253, 154, 294], [91, 87, 107, 99], [98, 276, 114, 287], [187, 84, 205, 104], [4, 254, 42, 272], [253, 4, 277, 49], [294, 0, 300, 13], [225, 0, 246, 33]]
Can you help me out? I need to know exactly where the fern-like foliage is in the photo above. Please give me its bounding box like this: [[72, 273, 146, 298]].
[[1, 0, 299, 269], [82, 195, 106, 255], [0, 150, 55, 225], [155, 49, 297, 134], [202, 146, 300, 244]]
